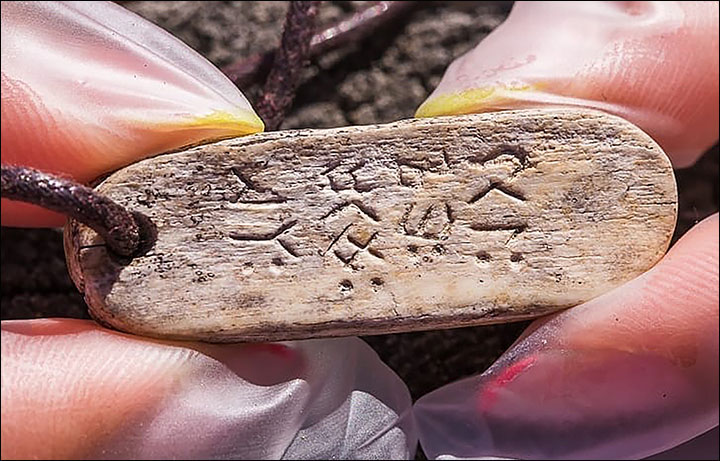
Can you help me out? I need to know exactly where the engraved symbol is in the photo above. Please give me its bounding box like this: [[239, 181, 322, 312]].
[[464, 148, 529, 245], [230, 166, 288, 203], [320, 200, 380, 222], [322, 223, 352, 256], [331, 226, 384, 267], [277, 238, 300, 257], [319, 194, 383, 264], [469, 144, 530, 173], [227, 166, 301, 259], [229, 220, 299, 258], [228, 220, 297, 241], [323, 159, 367, 192], [400, 201, 454, 240], [347, 229, 384, 260], [470, 222, 526, 239], [318, 156, 386, 266], [466, 178, 527, 240], [467, 181, 526, 204]]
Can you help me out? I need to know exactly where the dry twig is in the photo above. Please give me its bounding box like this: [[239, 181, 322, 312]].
[[224, 2, 416, 90], [255, 1, 321, 130]]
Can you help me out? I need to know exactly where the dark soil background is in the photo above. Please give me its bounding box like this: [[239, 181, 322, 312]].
[[2, 1, 718, 405]]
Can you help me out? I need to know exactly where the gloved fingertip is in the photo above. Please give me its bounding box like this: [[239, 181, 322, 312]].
[[418, 1, 719, 167]]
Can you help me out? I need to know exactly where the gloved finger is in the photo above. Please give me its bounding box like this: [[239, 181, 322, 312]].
[[414, 213, 718, 460], [1, 318, 416, 460], [416, 1, 719, 168], [1, 1, 263, 227]]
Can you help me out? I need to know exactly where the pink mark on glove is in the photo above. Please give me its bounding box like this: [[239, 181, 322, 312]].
[[479, 355, 537, 412]]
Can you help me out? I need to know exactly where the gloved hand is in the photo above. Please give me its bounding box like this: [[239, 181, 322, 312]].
[[2, 2, 718, 460], [413, 2, 718, 459], [0, 2, 416, 459]]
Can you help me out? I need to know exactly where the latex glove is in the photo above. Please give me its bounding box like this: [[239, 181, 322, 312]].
[[414, 2, 718, 459], [0, 2, 416, 459]]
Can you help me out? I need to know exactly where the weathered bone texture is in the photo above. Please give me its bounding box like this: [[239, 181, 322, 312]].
[[65, 109, 677, 342]]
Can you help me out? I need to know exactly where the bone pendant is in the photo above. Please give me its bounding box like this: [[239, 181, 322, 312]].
[[65, 109, 677, 342]]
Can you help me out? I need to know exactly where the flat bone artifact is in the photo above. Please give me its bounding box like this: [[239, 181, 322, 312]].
[[65, 108, 677, 342]]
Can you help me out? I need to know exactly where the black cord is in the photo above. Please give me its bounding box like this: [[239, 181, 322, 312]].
[[1, 165, 154, 258]]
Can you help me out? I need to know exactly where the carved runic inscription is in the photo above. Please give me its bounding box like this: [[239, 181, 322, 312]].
[[67, 110, 677, 343], [225, 141, 530, 267]]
